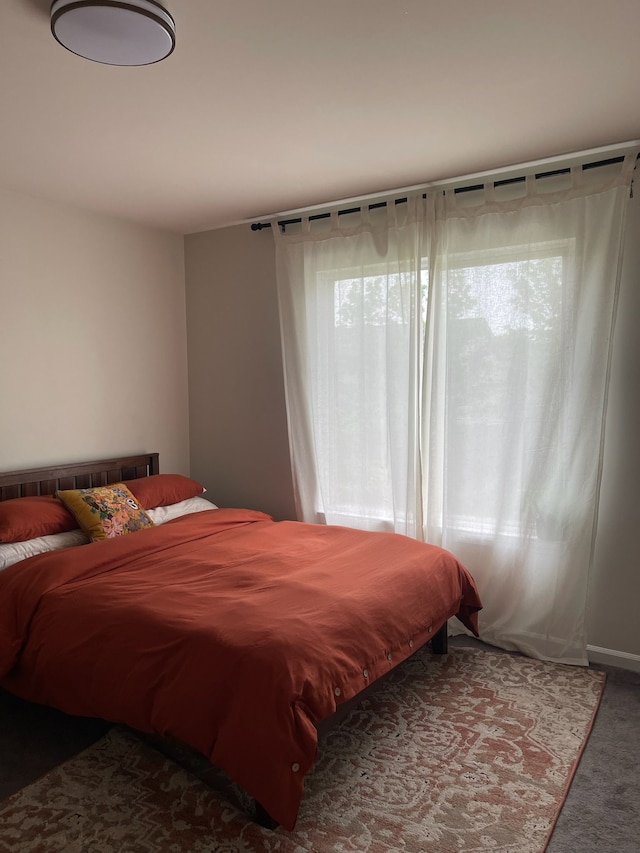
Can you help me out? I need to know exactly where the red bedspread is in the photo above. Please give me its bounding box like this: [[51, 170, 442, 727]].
[[0, 509, 481, 829]]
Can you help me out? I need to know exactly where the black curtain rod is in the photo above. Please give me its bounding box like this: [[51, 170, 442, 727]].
[[250, 154, 633, 232]]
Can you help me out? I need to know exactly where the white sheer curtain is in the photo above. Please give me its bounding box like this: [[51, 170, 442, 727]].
[[274, 152, 637, 664], [275, 201, 426, 537]]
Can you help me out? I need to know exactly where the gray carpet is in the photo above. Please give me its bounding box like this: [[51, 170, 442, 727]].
[[546, 661, 640, 852], [0, 640, 637, 851]]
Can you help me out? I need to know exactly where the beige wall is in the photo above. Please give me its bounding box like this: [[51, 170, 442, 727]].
[[0, 187, 190, 476], [185, 225, 296, 521], [185, 200, 640, 665]]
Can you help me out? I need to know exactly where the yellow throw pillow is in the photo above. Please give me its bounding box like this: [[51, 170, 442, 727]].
[[56, 483, 154, 542]]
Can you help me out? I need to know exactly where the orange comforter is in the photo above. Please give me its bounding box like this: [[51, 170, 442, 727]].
[[0, 509, 481, 829]]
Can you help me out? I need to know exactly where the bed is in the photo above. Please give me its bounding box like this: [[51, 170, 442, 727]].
[[0, 452, 482, 830]]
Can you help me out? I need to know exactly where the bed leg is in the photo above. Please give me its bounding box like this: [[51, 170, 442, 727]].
[[431, 622, 448, 654], [254, 800, 279, 830]]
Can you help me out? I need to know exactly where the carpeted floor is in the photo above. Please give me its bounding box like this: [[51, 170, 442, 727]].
[[545, 659, 640, 853], [0, 641, 629, 853]]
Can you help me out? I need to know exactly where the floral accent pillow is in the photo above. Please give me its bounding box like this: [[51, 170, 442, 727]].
[[56, 484, 154, 542]]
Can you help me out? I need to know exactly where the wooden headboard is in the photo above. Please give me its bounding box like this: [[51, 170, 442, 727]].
[[0, 453, 160, 501]]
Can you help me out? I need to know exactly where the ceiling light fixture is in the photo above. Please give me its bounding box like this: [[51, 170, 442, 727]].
[[50, 0, 176, 66]]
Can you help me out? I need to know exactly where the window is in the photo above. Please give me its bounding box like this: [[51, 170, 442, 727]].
[[441, 244, 569, 539], [311, 244, 569, 538], [311, 263, 423, 529]]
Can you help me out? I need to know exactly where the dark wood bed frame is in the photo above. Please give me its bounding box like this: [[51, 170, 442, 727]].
[[0, 450, 448, 829], [0, 452, 159, 500]]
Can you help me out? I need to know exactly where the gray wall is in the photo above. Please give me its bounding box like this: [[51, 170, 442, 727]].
[[185, 194, 640, 664], [185, 225, 296, 521], [587, 190, 640, 661]]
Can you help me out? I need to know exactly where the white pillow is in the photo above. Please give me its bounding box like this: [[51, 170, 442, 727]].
[[146, 496, 218, 526], [0, 529, 89, 570]]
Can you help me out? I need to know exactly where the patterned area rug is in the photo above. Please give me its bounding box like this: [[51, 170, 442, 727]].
[[0, 647, 605, 853]]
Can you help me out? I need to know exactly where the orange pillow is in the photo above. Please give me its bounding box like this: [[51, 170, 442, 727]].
[[0, 495, 77, 543], [123, 474, 205, 510]]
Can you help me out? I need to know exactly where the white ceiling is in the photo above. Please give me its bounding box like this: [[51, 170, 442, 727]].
[[2, 0, 639, 235]]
